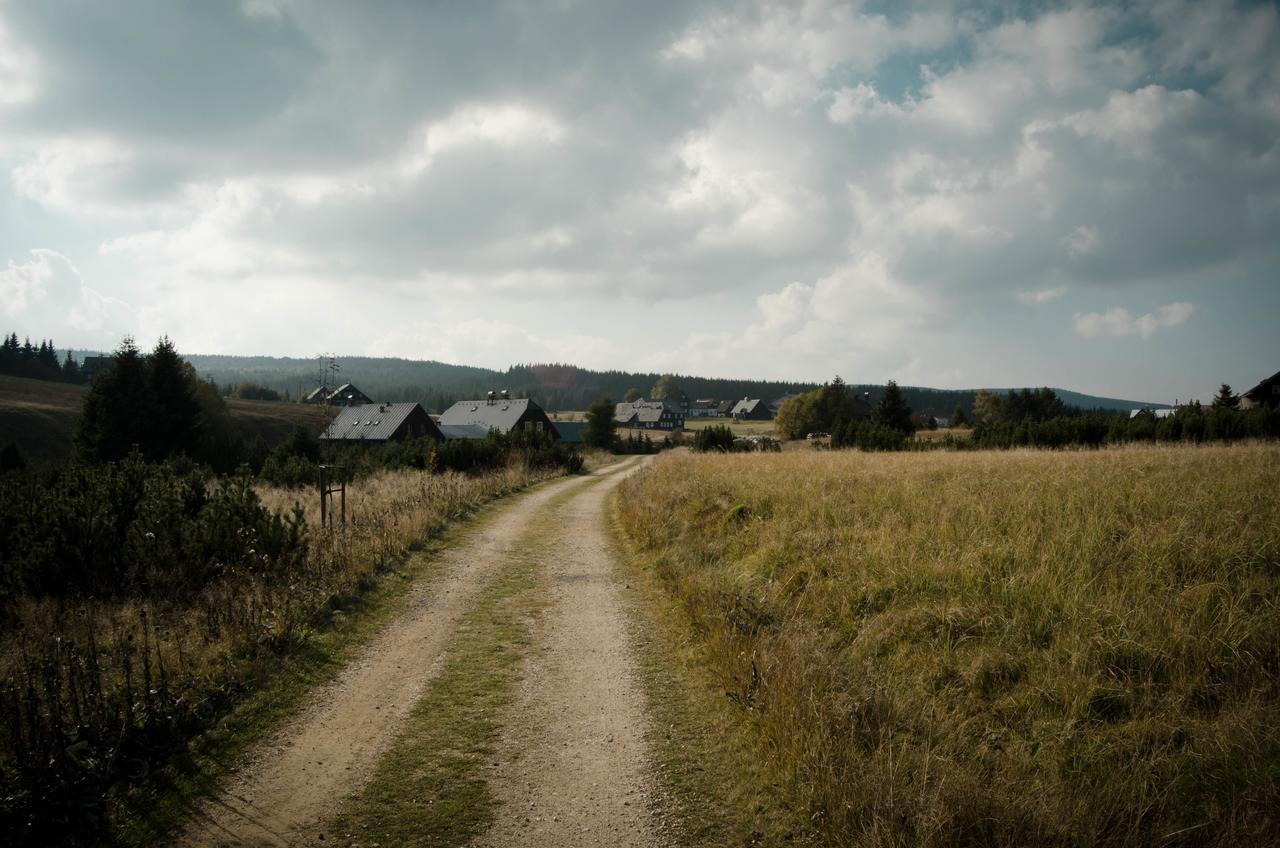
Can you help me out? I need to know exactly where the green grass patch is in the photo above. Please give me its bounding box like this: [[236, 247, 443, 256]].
[[322, 471, 616, 845]]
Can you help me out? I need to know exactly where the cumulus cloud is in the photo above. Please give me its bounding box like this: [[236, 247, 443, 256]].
[[0, 249, 132, 340], [0, 1, 1273, 397], [1017, 286, 1067, 305], [1073, 302, 1196, 339]]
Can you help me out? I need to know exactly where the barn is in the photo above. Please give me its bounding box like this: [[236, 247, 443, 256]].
[[731, 397, 772, 421], [320, 402, 442, 443]]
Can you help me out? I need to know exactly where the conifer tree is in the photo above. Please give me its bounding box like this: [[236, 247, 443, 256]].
[[1211, 383, 1239, 409], [76, 337, 158, 462], [583, 396, 619, 449], [873, 380, 916, 436]]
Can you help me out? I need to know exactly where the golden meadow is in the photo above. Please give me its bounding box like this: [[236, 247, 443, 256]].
[[618, 444, 1280, 846]]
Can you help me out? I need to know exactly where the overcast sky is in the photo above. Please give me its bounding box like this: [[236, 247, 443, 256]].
[[1, 1, 1276, 401]]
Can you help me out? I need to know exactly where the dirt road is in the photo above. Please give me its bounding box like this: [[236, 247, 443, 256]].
[[180, 455, 658, 847], [474, 453, 664, 847]]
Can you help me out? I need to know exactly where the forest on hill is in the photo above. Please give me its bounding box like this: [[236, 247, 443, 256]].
[[179, 354, 1167, 416]]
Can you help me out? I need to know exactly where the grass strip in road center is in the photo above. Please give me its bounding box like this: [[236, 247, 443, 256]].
[[323, 466, 627, 846]]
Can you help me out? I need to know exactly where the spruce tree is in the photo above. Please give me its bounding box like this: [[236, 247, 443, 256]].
[[1211, 383, 1239, 410], [76, 337, 159, 462], [583, 396, 619, 450], [873, 380, 916, 436], [149, 336, 203, 457]]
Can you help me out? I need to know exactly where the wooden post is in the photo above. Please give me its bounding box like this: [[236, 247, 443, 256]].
[[319, 464, 346, 528]]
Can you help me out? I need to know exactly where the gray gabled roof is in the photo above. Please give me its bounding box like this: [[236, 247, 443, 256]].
[[614, 398, 678, 424], [732, 397, 764, 415], [321, 402, 423, 441], [1243, 370, 1280, 400], [438, 397, 540, 433]]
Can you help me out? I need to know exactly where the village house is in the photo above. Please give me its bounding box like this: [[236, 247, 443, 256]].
[[688, 398, 720, 417], [614, 398, 685, 430], [770, 393, 799, 414], [714, 399, 736, 417], [731, 397, 772, 421], [305, 382, 373, 407], [1240, 371, 1280, 409], [320, 402, 441, 443], [437, 391, 559, 440]]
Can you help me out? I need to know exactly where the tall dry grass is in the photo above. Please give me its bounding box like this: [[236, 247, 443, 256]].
[[0, 463, 554, 840], [618, 444, 1280, 847]]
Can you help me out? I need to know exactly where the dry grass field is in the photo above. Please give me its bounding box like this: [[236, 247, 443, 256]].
[[617, 444, 1280, 846], [0, 462, 556, 841], [684, 416, 777, 437]]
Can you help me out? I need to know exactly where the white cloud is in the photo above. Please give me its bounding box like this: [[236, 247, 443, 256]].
[[0, 16, 38, 107], [0, 249, 132, 339], [1062, 225, 1100, 258], [827, 83, 901, 125], [402, 103, 567, 176], [10, 137, 141, 215], [1073, 302, 1195, 339], [1017, 286, 1067, 305]]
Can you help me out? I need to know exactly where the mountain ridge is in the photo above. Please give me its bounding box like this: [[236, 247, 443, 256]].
[[172, 353, 1171, 414]]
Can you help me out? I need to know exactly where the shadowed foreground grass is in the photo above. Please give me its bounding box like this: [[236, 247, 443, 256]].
[[617, 444, 1280, 847]]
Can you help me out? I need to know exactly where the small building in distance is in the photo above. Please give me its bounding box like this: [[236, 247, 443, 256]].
[[1240, 370, 1280, 409], [770, 393, 800, 414], [688, 398, 719, 417], [1129, 407, 1175, 419], [614, 398, 685, 431], [320, 402, 441, 443], [438, 392, 558, 439], [731, 397, 772, 421], [714, 399, 736, 417], [305, 382, 373, 407]]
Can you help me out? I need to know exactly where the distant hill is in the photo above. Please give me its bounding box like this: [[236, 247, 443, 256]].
[[180, 354, 1169, 415]]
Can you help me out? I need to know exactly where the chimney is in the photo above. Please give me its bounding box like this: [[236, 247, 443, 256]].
[[487, 390, 496, 405], [500, 389, 509, 400]]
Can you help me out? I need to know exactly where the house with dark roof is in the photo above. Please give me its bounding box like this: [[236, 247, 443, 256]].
[[437, 393, 558, 439], [614, 398, 684, 431], [731, 397, 772, 421], [320, 402, 441, 443], [305, 382, 373, 407], [770, 393, 800, 414], [688, 398, 719, 417], [1241, 370, 1280, 409], [714, 399, 736, 417]]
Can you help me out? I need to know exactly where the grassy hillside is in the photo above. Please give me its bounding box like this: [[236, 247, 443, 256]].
[[0, 374, 324, 463], [617, 446, 1279, 846]]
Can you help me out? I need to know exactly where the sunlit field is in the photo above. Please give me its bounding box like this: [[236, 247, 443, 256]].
[[617, 443, 1280, 846]]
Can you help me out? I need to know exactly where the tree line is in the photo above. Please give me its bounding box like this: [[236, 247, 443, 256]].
[[0, 332, 87, 384]]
